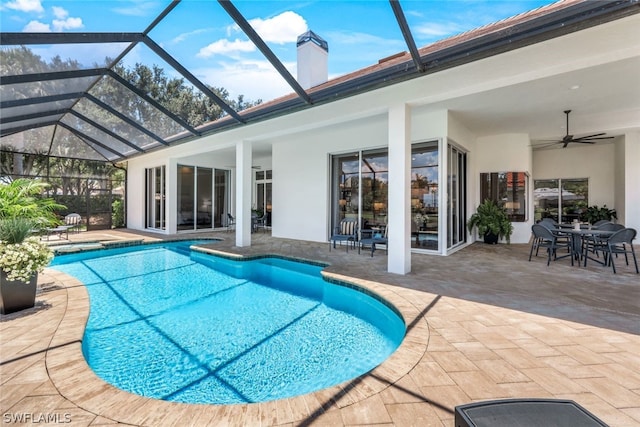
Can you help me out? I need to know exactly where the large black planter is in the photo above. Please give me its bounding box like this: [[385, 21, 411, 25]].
[[483, 232, 499, 244], [0, 271, 37, 315]]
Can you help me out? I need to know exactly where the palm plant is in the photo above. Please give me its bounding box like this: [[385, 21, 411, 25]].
[[0, 178, 65, 229]]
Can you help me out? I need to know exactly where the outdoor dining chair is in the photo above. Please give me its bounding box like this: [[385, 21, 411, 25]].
[[529, 224, 573, 266], [582, 222, 625, 265], [329, 217, 358, 252], [602, 228, 638, 274]]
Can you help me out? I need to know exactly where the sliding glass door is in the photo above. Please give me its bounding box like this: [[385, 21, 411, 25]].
[[331, 150, 388, 233], [145, 165, 165, 230], [447, 143, 467, 249], [178, 165, 230, 231], [411, 142, 438, 250]]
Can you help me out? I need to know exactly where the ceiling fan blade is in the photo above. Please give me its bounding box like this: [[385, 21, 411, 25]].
[[563, 140, 570, 148], [575, 135, 615, 141], [573, 132, 606, 140]]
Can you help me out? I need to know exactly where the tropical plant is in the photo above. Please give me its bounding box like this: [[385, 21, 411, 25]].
[[581, 205, 617, 224], [467, 199, 514, 243], [0, 218, 53, 283], [0, 178, 65, 229]]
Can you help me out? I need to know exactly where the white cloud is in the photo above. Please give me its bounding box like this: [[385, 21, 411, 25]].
[[23, 20, 50, 32], [414, 22, 465, 39], [51, 5, 67, 19], [52, 16, 83, 31], [4, 0, 43, 13], [111, 1, 157, 17], [246, 11, 308, 44], [197, 39, 255, 58], [194, 59, 294, 102], [171, 28, 211, 45]]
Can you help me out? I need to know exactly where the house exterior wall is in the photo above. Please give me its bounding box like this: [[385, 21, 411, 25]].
[[622, 132, 640, 231], [533, 142, 616, 208], [272, 115, 387, 242], [123, 13, 638, 261], [474, 134, 532, 244]]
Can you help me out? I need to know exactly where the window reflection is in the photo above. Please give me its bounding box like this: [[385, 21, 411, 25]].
[[411, 142, 438, 250]]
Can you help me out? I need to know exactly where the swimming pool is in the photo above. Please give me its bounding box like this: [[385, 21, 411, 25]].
[[50, 240, 405, 404]]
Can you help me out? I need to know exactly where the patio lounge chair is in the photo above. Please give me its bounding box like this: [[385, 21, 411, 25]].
[[330, 217, 358, 252], [44, 213, 82, 240], [64, 213, 82, 233]]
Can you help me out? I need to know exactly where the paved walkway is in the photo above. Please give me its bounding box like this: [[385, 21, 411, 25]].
[[1, 229, 639, 426]]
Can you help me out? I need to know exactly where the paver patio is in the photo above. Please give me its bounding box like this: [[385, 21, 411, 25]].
[[1, 229, 639, 426]]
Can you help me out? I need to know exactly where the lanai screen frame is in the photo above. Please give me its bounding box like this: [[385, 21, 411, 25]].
[[1, 0, 637, 163]]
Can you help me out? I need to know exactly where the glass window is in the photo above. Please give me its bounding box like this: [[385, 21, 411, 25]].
[[448, 143, 467, 249], [177, 165, 195, 231], [411, 142, 438, 250], [534, 178, 588, 223], [214, 169, 230, 228], [254, 169, 272, 226], [480, 172, 527, 222], [330, 150, 388, 234], [196, 168, 213, 229], [145, 165, 165, 230]]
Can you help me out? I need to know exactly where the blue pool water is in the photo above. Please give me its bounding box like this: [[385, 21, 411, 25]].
[[50, 240, 405, 404]]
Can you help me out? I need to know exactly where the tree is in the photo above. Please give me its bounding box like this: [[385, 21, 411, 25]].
[[1, 47, 261, 190]]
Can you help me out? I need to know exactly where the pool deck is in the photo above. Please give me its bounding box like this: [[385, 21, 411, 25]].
[[2, 229, 639, 426]]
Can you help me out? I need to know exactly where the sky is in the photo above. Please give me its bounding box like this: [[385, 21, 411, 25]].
[[1, 0, 554, 103]]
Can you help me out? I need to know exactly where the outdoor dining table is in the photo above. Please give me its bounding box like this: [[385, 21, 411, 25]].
[[554, 227, 615, 266]]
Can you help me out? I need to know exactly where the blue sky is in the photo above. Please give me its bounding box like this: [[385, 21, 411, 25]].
[[1, 0, 553, 102]]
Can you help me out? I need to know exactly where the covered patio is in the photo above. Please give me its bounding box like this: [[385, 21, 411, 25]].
[[1, 230, 639, 426]]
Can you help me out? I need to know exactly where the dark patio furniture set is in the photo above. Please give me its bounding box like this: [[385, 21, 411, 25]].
[[529, 219, 638, 273]]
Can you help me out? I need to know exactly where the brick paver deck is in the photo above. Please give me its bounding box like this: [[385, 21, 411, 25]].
[[2, 230, 639, 426]]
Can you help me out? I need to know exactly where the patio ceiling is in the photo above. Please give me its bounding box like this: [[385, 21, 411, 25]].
[[1, 0, 638, 163]]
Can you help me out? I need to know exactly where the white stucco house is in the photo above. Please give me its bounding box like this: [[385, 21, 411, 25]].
[[125, 1, 640, 275]]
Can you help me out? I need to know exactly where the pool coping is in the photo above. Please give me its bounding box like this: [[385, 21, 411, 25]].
[[45, 244, 430, 425]]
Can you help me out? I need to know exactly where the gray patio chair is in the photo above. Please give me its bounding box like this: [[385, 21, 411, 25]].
[[226, 213, 236, 232], [602, 228, 638, 274], [582, 222, 625, 265], [330, 218, 358, 252], [528, 224, 573, 266], [359, 225, 388, 257], [538, 217, 570, 245]]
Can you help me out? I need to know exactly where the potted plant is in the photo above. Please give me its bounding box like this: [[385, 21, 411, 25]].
[[467, 199, 514, 244], [0, 179, 62, 315], [581, 205, 617, 225], [0, 218, 54, 314]]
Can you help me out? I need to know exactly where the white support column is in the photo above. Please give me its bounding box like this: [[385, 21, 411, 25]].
[[623, 131, 640, 231], [387, 103, 412, 274], [235, 140, 252, 247]]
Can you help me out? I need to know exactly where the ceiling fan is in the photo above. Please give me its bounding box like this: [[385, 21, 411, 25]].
[[538, 110, 614, 148]]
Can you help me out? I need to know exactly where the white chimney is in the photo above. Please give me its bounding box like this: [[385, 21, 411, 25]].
[[296, 30, 328, 90]]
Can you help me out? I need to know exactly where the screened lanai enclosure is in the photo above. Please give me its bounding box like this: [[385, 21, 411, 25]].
[[2, 1, 637, 235], [0, 0, 445, 231]]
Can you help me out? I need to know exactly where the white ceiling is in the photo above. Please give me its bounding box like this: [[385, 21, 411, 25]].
[[443, 56, 640, 142]]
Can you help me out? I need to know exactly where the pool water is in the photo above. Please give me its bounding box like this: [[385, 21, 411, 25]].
[[50, 240, 405, 404]]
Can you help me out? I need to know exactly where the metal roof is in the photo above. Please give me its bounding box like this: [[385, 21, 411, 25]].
[[1, 0, 638, 163]]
